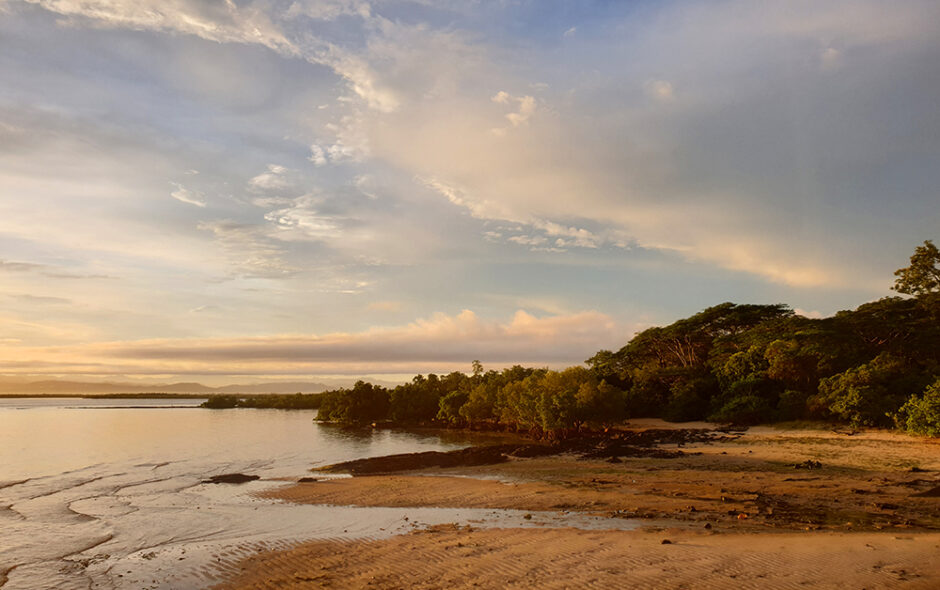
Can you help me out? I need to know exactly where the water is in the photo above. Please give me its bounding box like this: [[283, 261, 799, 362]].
[[0, 398, 642, 589]]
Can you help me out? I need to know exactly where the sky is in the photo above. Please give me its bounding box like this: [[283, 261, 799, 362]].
[[0, 0, 938, 386]]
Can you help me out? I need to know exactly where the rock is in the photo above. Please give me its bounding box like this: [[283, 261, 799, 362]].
[[202, 473, 260, 484], [704, 523, 712, 529], [912, 485, 940, 498], [297, 477, 318, 483], [793, 460, 822, 470], [661, 539, 672, 545]]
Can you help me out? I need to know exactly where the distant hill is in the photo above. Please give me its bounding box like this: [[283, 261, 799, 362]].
[[0, 379, 331, 395]]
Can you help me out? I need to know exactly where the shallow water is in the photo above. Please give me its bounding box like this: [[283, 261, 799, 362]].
[[0, 398, 500, 589], [0, 398, 643, 589]]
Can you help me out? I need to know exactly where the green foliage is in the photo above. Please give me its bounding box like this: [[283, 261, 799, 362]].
[[238, 393, 323, 409], [200, 393, 324, 409], [898, 378, 940, 437], [389, 374, 447, 423], [816, 354, 920, 427], [716, 345, 768, 387], [664, 376, 715, 422], [317, 381, 390, 425], [437, 389, 470, 425], [893, 240, 940, 296]]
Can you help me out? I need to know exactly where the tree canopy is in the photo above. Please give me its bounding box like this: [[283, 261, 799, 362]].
[[893, 240, 940, 296]]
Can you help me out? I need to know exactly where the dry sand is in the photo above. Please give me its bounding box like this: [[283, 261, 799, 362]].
[[213, 424, 940, 589]]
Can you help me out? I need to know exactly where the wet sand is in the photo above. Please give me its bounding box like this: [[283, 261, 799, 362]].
[[214, 527, 940, 589], [214, 423, 940, 589]]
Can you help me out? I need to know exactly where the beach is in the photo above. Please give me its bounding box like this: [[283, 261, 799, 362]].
[[213, 422, 940, 589]]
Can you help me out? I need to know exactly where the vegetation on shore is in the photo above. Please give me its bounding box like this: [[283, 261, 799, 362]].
[[221, 241, 940, 438], [200, 393, 325, 409]]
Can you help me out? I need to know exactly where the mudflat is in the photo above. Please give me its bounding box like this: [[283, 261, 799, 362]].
[[213, 422, 940, 589]]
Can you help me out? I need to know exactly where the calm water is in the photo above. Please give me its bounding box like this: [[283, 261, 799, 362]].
[[0, 398, 643, 589], [0, 399, 509, 589]]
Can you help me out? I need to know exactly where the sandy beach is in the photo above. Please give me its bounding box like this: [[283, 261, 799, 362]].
[[212, 423, 940, 589]]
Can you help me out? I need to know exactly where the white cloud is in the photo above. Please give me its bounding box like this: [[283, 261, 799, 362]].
[[308, 144, 328, 166], [263, 195, 343, 241], [25, 0, 401, 114], [248, 164, 293, 192], [197, 220, 297, 278], [285, 0, 371, 21], [169, 182, 206, 207], [26, 0, 297, 55], [491, 91, 536, 129]]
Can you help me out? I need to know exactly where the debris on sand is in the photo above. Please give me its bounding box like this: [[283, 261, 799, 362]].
[[202, 473, 260, 484], [912, 485, 940, 498], [792, 460, 823, 470]]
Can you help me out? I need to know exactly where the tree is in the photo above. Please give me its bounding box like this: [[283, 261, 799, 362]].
[[893, 240, 940, 296], [899, 378, 940, 437], [471, 360, 484, 378]]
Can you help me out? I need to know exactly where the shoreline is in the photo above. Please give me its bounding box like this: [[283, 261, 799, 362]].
[[210, 422, 940, 588]]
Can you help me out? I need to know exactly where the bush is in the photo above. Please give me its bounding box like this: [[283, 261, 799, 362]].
[[709, 395, 774, 425], [899, 378, 940, 437], [201, 395, 239, 409]]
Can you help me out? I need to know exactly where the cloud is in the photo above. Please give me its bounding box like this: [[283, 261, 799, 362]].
[[21, 0, 940, 291], [308, 145, 328, 166], [25, 0, 297, 55], [170, 182, 207, 207], [263, 195, 344, 241], [248, 164, 292, 192], [491, 91, 536, 130], [0, 309, 627, 376], [0, 259, 45, 273], [285, 0, 371, 21], [197, 220, 298, 278], [24, 0, 401, 114]]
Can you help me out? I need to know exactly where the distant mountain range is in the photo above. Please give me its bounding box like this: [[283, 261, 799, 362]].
[[0, 378, 391, 395]]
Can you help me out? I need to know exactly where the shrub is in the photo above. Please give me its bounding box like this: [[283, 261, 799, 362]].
[[201, 395, 239, 409], [899, 378, 940, 437], [710, 395, 774, 425]]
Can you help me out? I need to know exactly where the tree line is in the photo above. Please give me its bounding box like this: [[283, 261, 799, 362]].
[[239, 241, 940, 437]]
